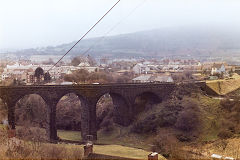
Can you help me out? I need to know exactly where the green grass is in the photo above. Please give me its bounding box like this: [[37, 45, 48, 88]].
[[57, 143, 161, 160], [57, 127, 152, 151], [92, 144, 157, 160], [57, 130, 82, 141]]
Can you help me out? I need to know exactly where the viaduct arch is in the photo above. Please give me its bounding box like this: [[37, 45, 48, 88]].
[[0, 83, 175, 142]]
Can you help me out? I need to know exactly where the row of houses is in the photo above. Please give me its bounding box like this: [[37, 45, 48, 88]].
[[0, 62, 100, 84], [115, 61, 236, 76], [1, 59, 238, 84]]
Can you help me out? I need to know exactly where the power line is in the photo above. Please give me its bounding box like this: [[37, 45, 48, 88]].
[[48, 0, 121, 72], [81, 0, 147, 57]]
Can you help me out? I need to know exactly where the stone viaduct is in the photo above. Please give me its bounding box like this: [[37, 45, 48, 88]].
[[0, 83, 175, 142]]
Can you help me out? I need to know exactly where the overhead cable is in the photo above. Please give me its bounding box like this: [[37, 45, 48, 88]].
[[81, 0, 147, 56], [48, 0, 121, 72]]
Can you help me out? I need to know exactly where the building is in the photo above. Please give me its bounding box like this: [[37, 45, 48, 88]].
[[211, 63, 226, 75], [132, 74, 173, 83], [132, 63, 150, 75]]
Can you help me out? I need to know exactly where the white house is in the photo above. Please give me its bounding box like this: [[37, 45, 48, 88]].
[[1, 72, 9, 80], [78, 62, 90, 67], [211, 63, 226, 75], [132, 63, 150, 75]]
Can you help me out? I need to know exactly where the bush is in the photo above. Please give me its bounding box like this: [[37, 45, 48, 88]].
[[220, 99, 236, 111], [151, 132, 186, 159], [39, 145, 67, 159], [176, 133, 192, 142], [175, 101, 200, 132], [218, 130, 233, 139], [214, 140, 228, 150], [5, 139, 32, 159], [16, 125, 47, 142], [131, 104, 183, 134], [101, 120, 114, 132], [175, 110, 199, 131]]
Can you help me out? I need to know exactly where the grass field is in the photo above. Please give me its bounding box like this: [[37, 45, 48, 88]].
[[58, 130, 82, 142], [57, 128, 167, 159]]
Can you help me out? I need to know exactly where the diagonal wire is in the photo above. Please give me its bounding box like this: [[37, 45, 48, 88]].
[[81, 0, 147, 57], [48, 0, 121, 72]]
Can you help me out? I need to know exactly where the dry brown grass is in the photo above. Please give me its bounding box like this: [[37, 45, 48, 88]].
[[0, 138, 83, 160], [196, 138, 240, 159], [206, 74, 240, 95], [0, 126, 83, 160]]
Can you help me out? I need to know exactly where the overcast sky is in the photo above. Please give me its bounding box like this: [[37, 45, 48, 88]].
[[1, 0, 240, 50]]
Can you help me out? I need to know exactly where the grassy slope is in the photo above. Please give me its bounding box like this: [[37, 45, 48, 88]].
[[206, 74, 240, 95], [196, 94, 222, 142]]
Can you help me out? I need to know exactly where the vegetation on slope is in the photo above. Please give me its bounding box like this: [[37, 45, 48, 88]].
[[2, 83, 240, 159], [206, 74, 240, 95]]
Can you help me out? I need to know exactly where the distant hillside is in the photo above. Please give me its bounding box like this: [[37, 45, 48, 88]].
[[15, 26, 240, 58]]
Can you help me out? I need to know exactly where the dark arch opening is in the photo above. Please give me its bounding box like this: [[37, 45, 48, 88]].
[[96, 93, 132, 138], [134, 92, 162, 115], [96, 93, 130, 143], [56, 93, 82, 142], [96, 93, 114, 131], [14, 94, 48, 141], [110, 93, 132, 126]]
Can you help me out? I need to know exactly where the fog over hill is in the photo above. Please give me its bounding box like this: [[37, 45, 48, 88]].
[[12, 26, 240, 59]]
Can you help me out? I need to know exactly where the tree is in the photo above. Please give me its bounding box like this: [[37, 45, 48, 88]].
[[64, 69, 89, 83], [44, 72, 51, 82], [34, 67, 44, 79], [175, 101, 200, 132], [71, 57, 81, 66], [229, 68, 234, 77], [71, 56, 87, 66], [87, 55, 97, 66]]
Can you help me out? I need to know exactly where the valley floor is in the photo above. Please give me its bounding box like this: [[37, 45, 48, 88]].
[[0, 125, 165, 160]]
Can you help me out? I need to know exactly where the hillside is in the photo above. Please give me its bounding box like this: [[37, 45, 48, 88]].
[[12, 26, 240, 59], [206, 74, 240, 95], [2, 84, 240, 159]]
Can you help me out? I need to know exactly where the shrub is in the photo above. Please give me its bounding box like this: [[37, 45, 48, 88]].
[[0, 129, 7, 144], [218, 130, 233, 139], [151, 133, 185, 159], [131, 104, 183, 134], [39, 145, 67, 159], [214, 140, 228, 150], [5, 139, 32, 159], [175, 110, 199, 131], [16, 125, 47, 142], [175, 101, 200, 132], [101, 120, 114, 132], [220, 99, 236, 111], [176, 133, 192, 142]]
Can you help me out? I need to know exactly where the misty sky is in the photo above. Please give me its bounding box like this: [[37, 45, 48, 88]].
[[1, 0, 240, 50]]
